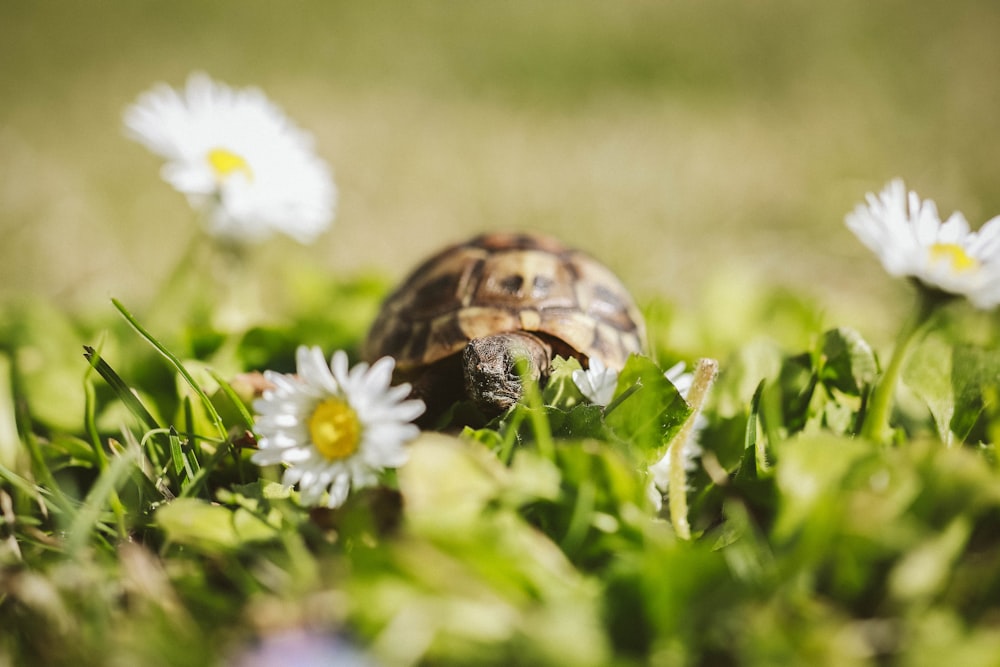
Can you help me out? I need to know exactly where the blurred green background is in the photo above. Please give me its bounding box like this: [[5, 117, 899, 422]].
[[3, 0, 1000, 341]]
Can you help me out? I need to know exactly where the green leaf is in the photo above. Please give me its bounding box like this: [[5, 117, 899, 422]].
[[6, 303, 88, 432], [399, 433, 508, 535], [219, 479, 292, 502], [817, 327, 877, 396], [604, 355, 689, 462], [711, 338, 783, 418], [904, 332, 955, 444], [736, 380, 767, 480], [548, 440, 651, 563], [553, 403, 608, 440], [156, 497, 278, 552], [512, 403, 610, 443], [950, 343, 1000, 442], [889, 516, 971, 602], [770, 352, 817, 436], [771, 433, 876, 544], [462, 423, 505, 450], [542, 356, 586, 409], [904, 336, 1000, 445]]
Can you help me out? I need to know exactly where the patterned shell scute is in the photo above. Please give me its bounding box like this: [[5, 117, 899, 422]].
[[365, 232, 646, 371]]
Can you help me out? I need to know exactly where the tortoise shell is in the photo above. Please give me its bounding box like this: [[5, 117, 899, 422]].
[[364, 232, 646, 372]]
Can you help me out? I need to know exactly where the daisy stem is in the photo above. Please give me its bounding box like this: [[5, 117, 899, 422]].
[[212, 240, 264, 333], [149, 233, 205, 327], [113, 298, 229, 441], [859, 291, 941, 443], [667, 358, 718, 540]]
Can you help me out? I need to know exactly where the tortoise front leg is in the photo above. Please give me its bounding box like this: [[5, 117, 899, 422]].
[[462, 332, 552, 415]]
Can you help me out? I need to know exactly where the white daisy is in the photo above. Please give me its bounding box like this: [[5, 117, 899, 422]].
[[124, 72, 336, 244], [251, 346, 425, 508], [649, 362, 704, 498], [845, 179, 1000, 309], [663, 360, 693, 396], [571, 357, 619, 406]]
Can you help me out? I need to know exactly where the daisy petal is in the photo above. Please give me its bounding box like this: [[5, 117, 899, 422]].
[[251, 345, 425, 508]]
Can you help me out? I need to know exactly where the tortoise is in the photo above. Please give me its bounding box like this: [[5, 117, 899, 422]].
[[364, 231, 647, 420]]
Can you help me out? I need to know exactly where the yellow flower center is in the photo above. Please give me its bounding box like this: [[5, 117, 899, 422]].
[[308, 398, 361, 461], [207, 147, 253, 182], [929, 243, 978, 273]]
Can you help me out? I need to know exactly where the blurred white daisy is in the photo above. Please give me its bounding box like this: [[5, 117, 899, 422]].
[[846, 179, 1000, 309], [649, 362, 704, 502], [252, 346, 425, 508], [572, 357, 619, 406], [124, 72, 336, 244]]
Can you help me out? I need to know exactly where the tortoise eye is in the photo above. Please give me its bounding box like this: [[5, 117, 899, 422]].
[[504, 365, 526, 385]]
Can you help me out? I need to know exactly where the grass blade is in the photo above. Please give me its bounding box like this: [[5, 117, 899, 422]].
[[0, 463, 62, 515], [83, 346, 161, 431], [208, 369, 255, 431], [178, 442, 238, 499], [168, 426, 185, 477], [66, 446, 139, 554], [168, 426, 196, 486], [182, 397, 202, 474], [111, 298, 227, 440], [15, 398, 75, 517], [82, 337, 112, 473]]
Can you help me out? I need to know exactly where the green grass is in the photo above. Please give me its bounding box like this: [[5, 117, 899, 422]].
[[1, 249, 1000, 664]]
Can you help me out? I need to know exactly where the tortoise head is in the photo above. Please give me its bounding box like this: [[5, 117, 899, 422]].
[[462, 332, 552, 415]]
